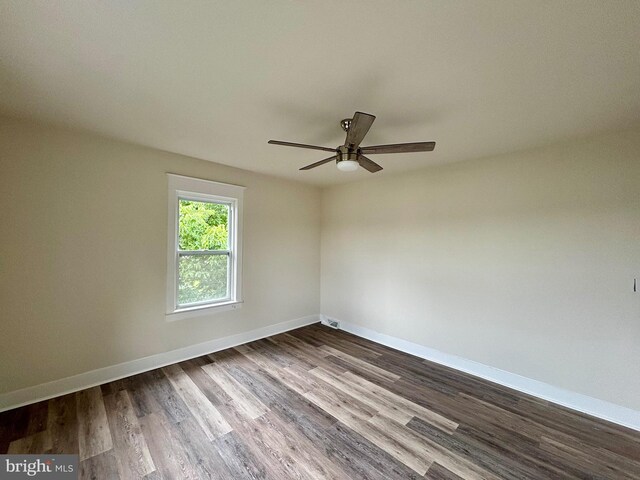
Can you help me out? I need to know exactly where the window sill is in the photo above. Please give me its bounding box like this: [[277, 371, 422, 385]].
[[165, 300, 243, 322]]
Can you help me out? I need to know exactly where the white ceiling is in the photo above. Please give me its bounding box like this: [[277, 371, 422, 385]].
[[1, 1, 639, 186]]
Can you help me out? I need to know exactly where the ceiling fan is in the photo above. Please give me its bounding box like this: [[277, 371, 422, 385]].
[[268, 111, 435, 173]]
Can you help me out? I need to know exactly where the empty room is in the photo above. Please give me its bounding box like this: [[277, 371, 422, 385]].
[[1, 1, 639, 479]]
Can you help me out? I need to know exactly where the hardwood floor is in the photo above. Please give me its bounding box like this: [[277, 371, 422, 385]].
[[2, 323, 640, 479]]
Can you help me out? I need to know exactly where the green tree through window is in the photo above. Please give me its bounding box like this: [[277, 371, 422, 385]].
[[178, 199, 230, 305], [179, 200, 229, 250]]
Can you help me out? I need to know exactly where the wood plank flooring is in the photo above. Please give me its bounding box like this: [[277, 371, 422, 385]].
[[1, 323, 640, 479]]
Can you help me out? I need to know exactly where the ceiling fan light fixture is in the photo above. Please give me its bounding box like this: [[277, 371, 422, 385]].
[[337, 159, 358, 172]]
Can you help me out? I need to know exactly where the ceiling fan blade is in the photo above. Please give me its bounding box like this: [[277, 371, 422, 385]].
[[299, 155, 337, 170], [345, 111, 376, 148], [358, 155, 383, 173], [268, 140, 336, 153], [360, 141, 436, 154]]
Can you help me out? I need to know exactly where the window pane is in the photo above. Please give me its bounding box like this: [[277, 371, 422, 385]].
[[178, 199, 229, 250], [178, 254, 229, 305]]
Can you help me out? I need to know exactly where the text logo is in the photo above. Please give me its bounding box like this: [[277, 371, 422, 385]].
[[1, 455, 78, 479]]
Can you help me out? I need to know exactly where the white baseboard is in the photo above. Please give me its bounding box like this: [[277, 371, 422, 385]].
[[0, 314, 320, 412], [324, 316, 640, 432], [6, 313, 639, 432]]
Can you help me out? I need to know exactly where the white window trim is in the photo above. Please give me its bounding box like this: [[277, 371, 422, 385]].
[[166, 173, 245, 321]]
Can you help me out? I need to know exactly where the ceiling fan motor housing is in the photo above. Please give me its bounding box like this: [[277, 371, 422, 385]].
[[336, 145, 358, 162]]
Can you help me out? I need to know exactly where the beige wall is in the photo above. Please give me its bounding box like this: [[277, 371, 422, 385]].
[[2, 114, 639, 413], [321, 126, 640, 410], [0, 117, 321, 394]]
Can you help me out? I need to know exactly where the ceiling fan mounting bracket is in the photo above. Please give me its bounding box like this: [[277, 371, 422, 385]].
[[340, 118, 352, 133]]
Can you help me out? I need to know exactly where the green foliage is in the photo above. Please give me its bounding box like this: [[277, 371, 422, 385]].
[[178, 199, 229, 250], [177, 199, 230, 305], [178, 255, 228, 305]]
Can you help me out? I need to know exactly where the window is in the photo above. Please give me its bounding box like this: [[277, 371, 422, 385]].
[[166, 174, 244, 320]]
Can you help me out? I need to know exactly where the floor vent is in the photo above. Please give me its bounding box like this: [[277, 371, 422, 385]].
[[325, 319, 340, 329]]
